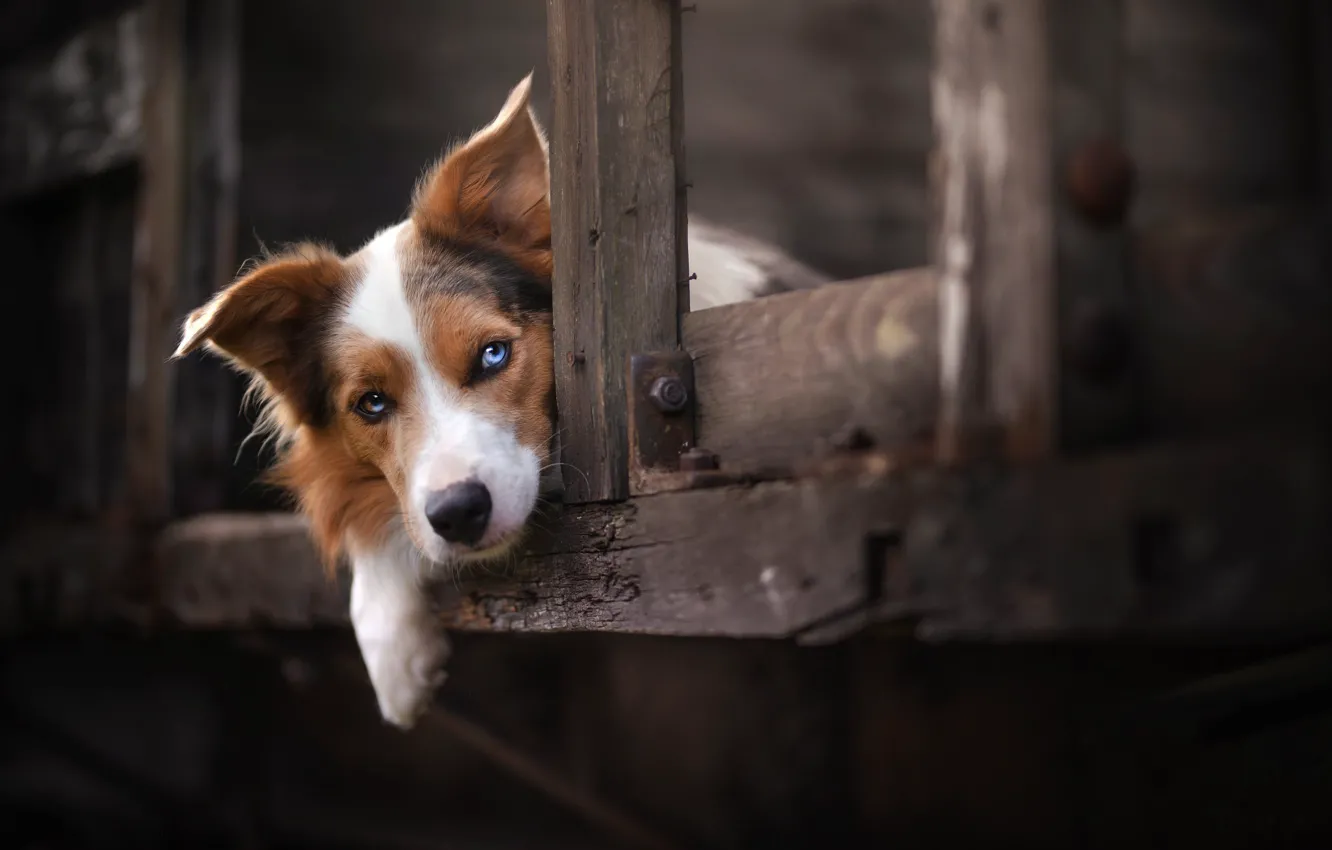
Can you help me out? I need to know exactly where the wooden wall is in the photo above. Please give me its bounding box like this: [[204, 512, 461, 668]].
[[1, 0, 1326, 518], [1, 3, 1329, 846]]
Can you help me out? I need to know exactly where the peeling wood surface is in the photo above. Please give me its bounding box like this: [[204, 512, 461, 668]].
[[1, 434, 1327, 640], [547, 0, 687, 503], [931, 0, 1058, 462], [0, 9, 143, 201], [684, 268, 938, 470]]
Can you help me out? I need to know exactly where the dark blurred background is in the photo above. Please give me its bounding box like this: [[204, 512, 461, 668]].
[[2, 1, 1331, 848]]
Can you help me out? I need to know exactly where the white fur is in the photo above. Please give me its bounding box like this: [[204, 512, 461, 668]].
[[336, 215, 831, 728], [341, 219, 539, 728], [343, 220, 540, 562], [685, 215, 830, 309], [347, 533, 448, 728]]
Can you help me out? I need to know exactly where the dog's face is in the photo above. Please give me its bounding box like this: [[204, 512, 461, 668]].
[[176, 76, 554, 566]]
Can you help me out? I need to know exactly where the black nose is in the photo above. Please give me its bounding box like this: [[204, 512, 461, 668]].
[[424, 480, 492, 546]]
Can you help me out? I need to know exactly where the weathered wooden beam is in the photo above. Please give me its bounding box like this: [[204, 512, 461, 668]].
[[547, 0, 688, 503], [3, 432, 1327, 641], [172, 0, 242, 515], [684, 268, 938, 471], [931, 0, 1058, 463], [684, 203, 1328, 475], [0, 10, 143, 201], [127, 0, 187, 523]]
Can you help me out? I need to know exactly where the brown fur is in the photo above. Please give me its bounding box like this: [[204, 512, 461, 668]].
[[175, 76, 555, 571], [412, 77, 552, 280]]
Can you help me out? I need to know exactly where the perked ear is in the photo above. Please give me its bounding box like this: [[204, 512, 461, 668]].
[[174, 244, 347, 424], [412, 73, 552, 278]]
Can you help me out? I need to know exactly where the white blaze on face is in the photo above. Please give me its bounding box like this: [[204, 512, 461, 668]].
[[341, 220, 541, 564]]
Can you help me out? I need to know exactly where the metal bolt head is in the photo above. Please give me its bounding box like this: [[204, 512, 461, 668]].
[[679, 447, 719, 472], [1066, 139, 1136, 228], [649, 375, 689, 414]]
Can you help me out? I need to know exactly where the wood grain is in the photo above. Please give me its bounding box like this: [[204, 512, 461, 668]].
[[684, 269, 938, 470], [127, 0, 185, 523], [3, 433, 1327, 641], [931, 0, 1058, 462], [547, 0, 686, 503], [0, 10, 144, 201]]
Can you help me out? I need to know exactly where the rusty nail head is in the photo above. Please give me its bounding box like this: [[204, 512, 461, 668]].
[[649, 375, 689, 414], [679, 447, 719, 471], [1066, 139, 1135, 228]]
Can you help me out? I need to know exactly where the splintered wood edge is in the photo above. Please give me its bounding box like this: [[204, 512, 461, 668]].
[[1, 432, 1328, 640]]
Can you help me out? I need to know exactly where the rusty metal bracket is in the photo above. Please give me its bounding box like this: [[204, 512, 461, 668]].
[[627, 351, 697, 494]]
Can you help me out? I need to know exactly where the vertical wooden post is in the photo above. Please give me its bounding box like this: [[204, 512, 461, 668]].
[[173, 0, 241, 516], [1049, 0, 1137, 451], [932, 0, 1058, 463], [128, 0, 186, 522], [547, 0, 688, 503], [54, 191, 104, 518]]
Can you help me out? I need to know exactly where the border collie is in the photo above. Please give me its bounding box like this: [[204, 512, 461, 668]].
[[175, 75, 827, 729]]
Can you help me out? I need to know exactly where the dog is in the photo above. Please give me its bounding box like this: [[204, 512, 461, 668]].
[[175, 75, 828, 729]]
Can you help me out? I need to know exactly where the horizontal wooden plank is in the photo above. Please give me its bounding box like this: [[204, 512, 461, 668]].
[[155, 512, 348, 628], [682, 200, 1331, 473], [683, 268, 938, 470], [1, 432, 1327, 640], [0, 9, 143, 201]]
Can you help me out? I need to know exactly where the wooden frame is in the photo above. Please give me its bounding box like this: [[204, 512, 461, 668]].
[[1, 0, 1329, 646]]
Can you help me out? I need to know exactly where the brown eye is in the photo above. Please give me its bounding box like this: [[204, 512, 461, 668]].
[[354, 391, 392, 422]]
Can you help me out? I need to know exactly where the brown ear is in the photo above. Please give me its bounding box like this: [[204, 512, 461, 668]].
[[175, 244, 347, 424], [412, 73, 551, 278]]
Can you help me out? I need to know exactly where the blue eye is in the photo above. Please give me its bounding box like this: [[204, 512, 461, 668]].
[[354, 391, 391, 421], [479, 340, 511, 372]]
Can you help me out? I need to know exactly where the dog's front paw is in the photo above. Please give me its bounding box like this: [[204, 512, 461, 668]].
[[361, 619, 451, 729]]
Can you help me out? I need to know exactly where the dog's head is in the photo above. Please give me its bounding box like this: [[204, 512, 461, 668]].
[[176, 76, 554, 567]]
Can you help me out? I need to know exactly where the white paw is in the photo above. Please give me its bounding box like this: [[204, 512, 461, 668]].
[[361, 619, 451, 729]]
